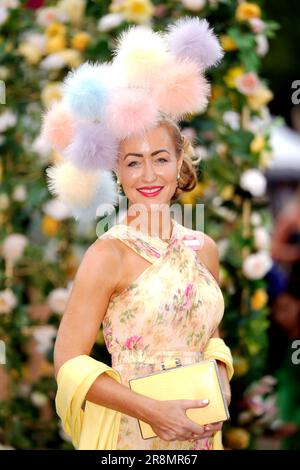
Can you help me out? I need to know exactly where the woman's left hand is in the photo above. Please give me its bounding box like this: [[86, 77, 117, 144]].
[[188, 361, 231, 441]]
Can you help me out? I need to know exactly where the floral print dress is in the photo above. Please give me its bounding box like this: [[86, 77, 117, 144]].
[[98, 218, 225, 450]]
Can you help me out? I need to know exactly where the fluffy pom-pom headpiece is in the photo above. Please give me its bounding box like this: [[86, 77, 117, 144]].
[[106, 87, 160, 140], [64, 121, 119, 171], [42, 16, 224, 222], [41, 101, 75, 151], [63, 61, 115, 121], [112, 25, 170, 88], [165, 17, 224, 71], [152, 57, 211, 119], [46, 162, 118, 221]]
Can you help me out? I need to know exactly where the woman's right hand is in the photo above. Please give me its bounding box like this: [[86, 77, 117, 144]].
[[147, 399, 213, 442]]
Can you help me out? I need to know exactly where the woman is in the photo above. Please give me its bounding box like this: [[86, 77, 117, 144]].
[[53, 114, 232, 450]]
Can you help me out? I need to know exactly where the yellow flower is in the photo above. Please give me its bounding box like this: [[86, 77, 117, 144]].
[[250, 134, 265, 153], [251, 288, 268, 310], [18, 43, 42, 65], [71, 32, 92, 51], [220, 34, 237, 51], [221, 185, 235, 200], [233, 355, 249, 376], [259, 150, 274, 169], [226, 427, 250, 449], [59, 49, 83, 68], [46, 35, 67, 54], [179, 182, 206, 205], [236, 2, 261, 21], [247, 86, 273, 111], [122, 0, 154, 24], [46, 22, 66, 38], [211, 84, 223, 102], [42, 215, 60, 236], [224, 66, 244, 88], [41, 83, 63, 107]]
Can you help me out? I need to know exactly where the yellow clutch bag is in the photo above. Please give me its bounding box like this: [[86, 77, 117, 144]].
[[129, 358, 230, 440]]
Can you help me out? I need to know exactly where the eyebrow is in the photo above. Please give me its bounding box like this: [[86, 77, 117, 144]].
[[124, 149, 170, 160]]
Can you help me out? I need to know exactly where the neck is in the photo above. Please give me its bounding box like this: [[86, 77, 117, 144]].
[[120, 209, 174, 242]]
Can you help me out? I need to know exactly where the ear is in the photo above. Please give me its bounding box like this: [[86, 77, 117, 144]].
[[178, 149, 184, 172]]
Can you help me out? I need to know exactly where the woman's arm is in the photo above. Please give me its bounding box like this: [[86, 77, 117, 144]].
[[53, 239, 157, 424], [197, 234, 231, 406]]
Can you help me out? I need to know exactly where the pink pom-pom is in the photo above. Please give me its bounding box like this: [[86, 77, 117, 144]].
[[106, 87, 159, 139], [41, 101, 74, 151], [152, 58, 211, 119]]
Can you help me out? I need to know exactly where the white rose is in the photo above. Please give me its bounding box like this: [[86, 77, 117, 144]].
[[31, 134, 52, 162], [47, 288, 70, 314], [250, 212, 262, 226], [0, 8, 9, 27], [254, 227, 270, 250], [0, 109, 17, 132], [36, 7, 68, 27], [181, 0, 206, 11], [240, 169, 267, 197], [12, 185, 27, 202], [256, 34, 269, 57], [40, 53, 66, 71], [242, 251, 273, 280], [223, 111, 240, 130], [31, 391, 48, 407], [43, 198, 71, 221], [97, 13, 124, 32], [1, 233, 28, 263], [32, 325, 57, 354], [0, 288, 18, 314]]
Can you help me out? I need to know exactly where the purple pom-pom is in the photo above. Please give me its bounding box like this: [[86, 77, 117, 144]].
[[166, 17, 224, 71], [64, 121, 119, 171]]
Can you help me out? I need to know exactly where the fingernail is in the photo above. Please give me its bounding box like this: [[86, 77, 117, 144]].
[[201, 399, 209, 405]]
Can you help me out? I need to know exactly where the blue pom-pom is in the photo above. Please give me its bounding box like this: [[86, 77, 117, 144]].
[[63, 61, 112, 121]]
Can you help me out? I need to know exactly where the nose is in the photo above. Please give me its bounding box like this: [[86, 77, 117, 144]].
[[141, 159, 157, 183]]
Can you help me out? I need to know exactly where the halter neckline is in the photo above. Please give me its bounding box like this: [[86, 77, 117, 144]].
[[115, 218, 179, 246]]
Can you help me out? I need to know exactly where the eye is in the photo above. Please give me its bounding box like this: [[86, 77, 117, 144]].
[[127, 161, 139, 167], [156, 157, 168, 163]]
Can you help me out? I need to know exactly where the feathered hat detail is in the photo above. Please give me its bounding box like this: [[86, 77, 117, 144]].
[[42, 17, 224, 222]]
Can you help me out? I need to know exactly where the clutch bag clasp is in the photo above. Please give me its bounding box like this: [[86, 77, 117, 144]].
[[160, 358, 182, 370]]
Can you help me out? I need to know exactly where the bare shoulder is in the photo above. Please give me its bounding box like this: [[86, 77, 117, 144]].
[[195, 231, 220, 284], [79, 237, 124, 291]]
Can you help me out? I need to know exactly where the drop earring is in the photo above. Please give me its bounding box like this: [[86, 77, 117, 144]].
[[176, 172, 180, 187], [116, 177, 123, 194]]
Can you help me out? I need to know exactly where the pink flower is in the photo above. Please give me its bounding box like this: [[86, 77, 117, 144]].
[[249, 18, 266, 34], [124, 335, 143, 350], [235, 72, 260, 96], [183, 283, 194, 309]]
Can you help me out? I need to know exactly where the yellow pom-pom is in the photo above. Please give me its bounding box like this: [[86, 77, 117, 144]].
[[46, 162, 99, 208], [236, 2, 261, 21]]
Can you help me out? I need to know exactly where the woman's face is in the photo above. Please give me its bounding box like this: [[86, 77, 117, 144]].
[[116, 125, 183, 209]]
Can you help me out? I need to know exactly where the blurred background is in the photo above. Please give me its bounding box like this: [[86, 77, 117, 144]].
[[0, 0, 300, 450]]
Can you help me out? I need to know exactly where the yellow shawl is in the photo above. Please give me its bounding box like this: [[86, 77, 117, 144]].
[[55, 338, 234, 450]]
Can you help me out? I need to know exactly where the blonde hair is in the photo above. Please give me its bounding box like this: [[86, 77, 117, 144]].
[[158, 116, 201, 203]]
